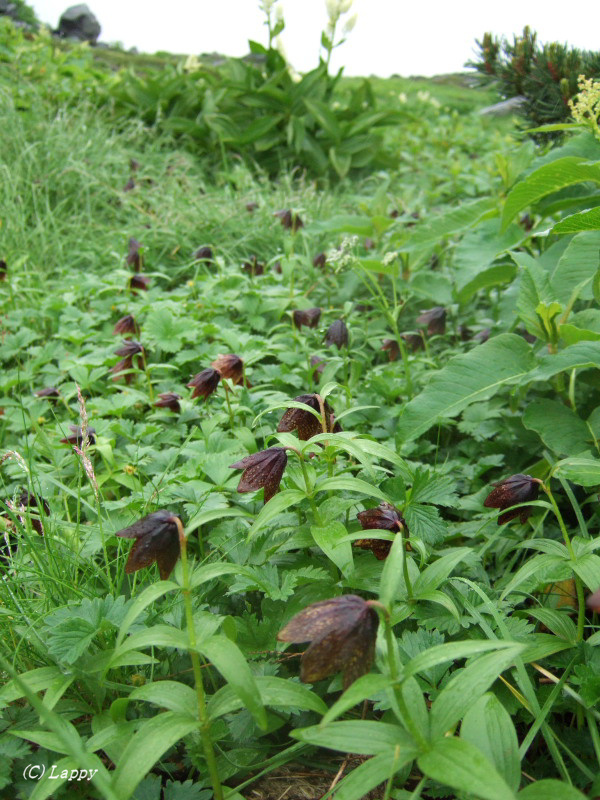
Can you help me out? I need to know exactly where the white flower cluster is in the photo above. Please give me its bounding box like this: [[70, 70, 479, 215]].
[[416, 90, 441, 109], [569, 74, 600, 138], [382, 251, 399, 267], [327, 235, 359, 269]]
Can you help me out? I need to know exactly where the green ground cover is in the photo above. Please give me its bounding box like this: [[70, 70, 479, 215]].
[[2, 12, 600, 800]]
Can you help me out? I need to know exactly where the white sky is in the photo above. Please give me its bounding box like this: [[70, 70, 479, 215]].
[[29, 0, 600, 77]]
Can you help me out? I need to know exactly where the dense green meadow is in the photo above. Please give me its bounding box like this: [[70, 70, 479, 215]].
[[2, 10, 600, 800]]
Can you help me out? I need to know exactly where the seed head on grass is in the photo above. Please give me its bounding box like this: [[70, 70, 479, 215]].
[[277, 595, 379, 689], [61, 425, 96, 447], [230, 447, 288, 503], [116, 510, 181, 580]]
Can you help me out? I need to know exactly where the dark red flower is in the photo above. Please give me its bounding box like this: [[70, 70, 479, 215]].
[[459, 324, 472, 342], [310, 355, 325, 378], [241, 255, 265, 276], [390, 209, 400, 218], [194, 246, 213, 263], [293, 308, 321, 330], [274, 209, 304, 232], [230, 447, 288, 503], [130, 158, 140, 172], [187, 368, 220, 399], [324, 319, 348, 349], [474, 328, 491, 344], [277, 595, 379, 689], [116, 510, 181, 580], [417, 307, 446, 336], [364, 237, 375, 251], [123, 178, 136, 192], [111, 340, 144, 383], [273, 260, 282, 274], [312, 252, 327, 269], [587, 589, 600, 612], [34, 387, 60, 402], [246, 202, 259, 213], [61, 425, 96, 447], [0, 259, 6, 281], [126, 237, 142, 271], [277, 394, 339, 440], [401, 332, 424, 352], [113, 314, 139, 336], [212, 354, 245, 385], [520, 213, 533, 232], [484, 474, 540, 524], [355, 502, 407, 560], [381, 339, 400, 361], [154, 392, 181, 413], [129, 274, 151, 292]]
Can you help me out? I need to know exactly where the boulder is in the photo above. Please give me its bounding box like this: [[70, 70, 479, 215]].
[[57, 4, 100, 43], [479, 96, 527, 117]]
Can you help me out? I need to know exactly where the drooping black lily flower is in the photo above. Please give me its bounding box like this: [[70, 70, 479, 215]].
[[126, 237, 142, 271], [34, 387, 60, 402], [474, 328, 491, 344], [61, 425, 96, 447], [241, 255, 265, 276], [113, 314, 139, 337], [312, 252, 327, 269], [401, 332, 425, 352], [355, 502, 407, 560], [277, 595, 379, 689], [16, 490, 50, 535], [0, 259, 6, 281], [324, 319, 348, 349], [194, 246, 213, 263], [154, 392, 182, 413], [130, 158, 140, 172], [115, 510, 181, 580], [277, 394, 339, 440], [246, 202, 259, 213], [310, 356, 326, 382], [230, 447, 288, 504], [129, 274, 151, 292], [293, 308, 321, 330], [274, 209, 304, 232], [123, 178, 136, 192], [484, 474, 540, 525], [212, 354, 246, 386], [587, 589, 600, 612], [417, 306, 446, 336], [381, 339, 400, 362], [187, 368, 220, 400], [111, 340, 145, 384]]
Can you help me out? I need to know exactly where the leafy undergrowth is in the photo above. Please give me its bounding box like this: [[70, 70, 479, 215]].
[[3, 19, 600, 800]]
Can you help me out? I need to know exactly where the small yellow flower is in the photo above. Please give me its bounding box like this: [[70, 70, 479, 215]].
[[37, 416, 46, 425], [187, 280, 195, 287], [131, 673, 146, 686], [124, 464, 135, 476], [569, 74, 600, 138]]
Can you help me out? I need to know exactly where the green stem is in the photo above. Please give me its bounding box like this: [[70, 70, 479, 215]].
[[141, 353, 154, 402], [400, 524, 413, 600], [375, 608, 428, 751], [223, 381, 235, 429], [295, 449, 322, 526], [541, 480, 585, 642], [176, 518, 223, 800]]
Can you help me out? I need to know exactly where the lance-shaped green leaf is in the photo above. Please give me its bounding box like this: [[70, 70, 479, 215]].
[[552, 205, 600, 234], [502, 157, 600, 229], [461, 693, 520, 792], [419, 737, 517, 800], [397, 334, 535, 441], [400, 197, 496, 251], [531, 340, 600, 381]]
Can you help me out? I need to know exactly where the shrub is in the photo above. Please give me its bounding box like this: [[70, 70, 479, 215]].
[[468, 26, 600, 128]]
